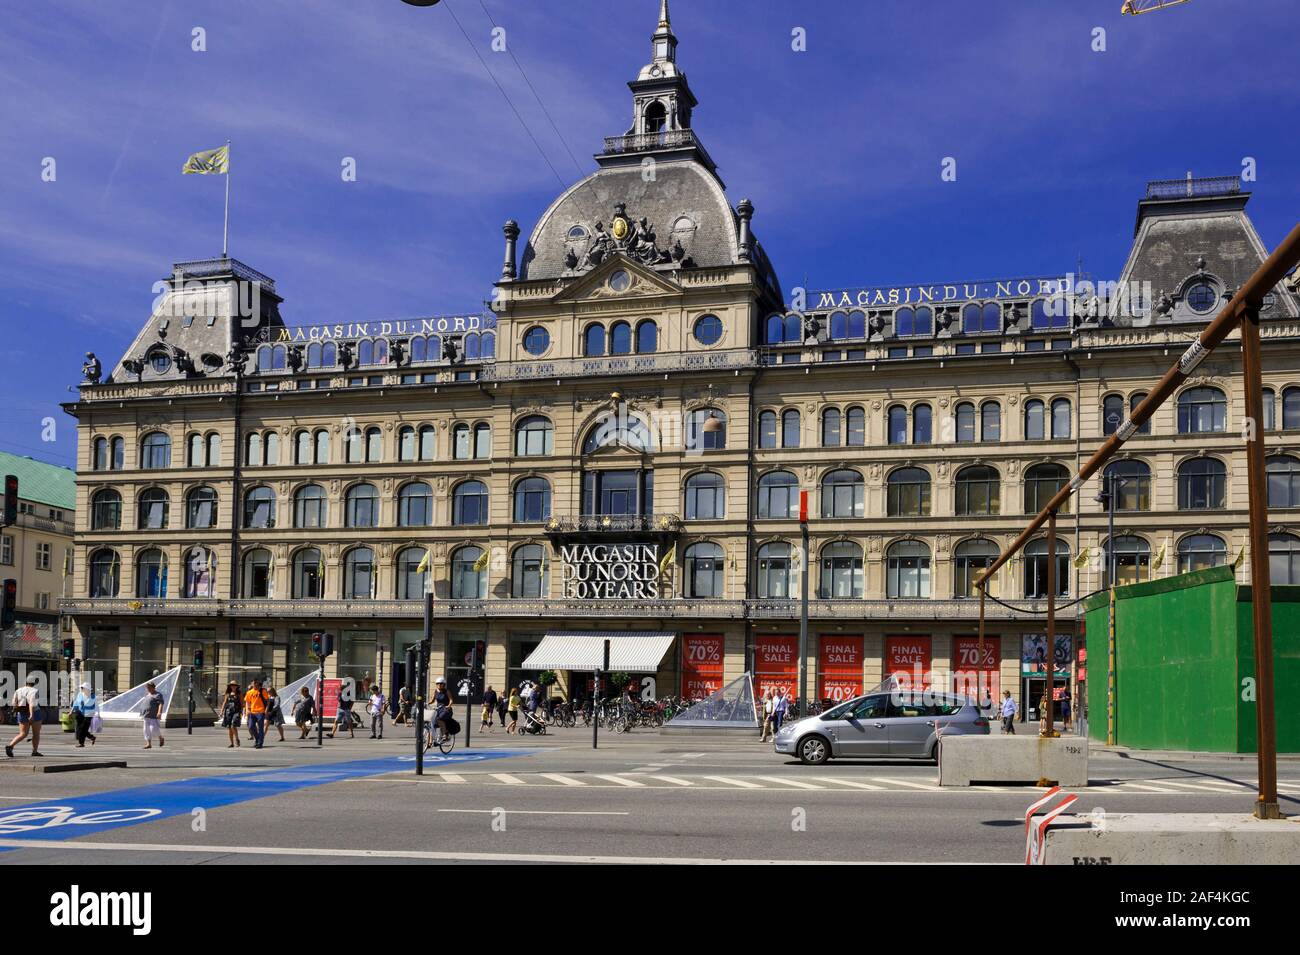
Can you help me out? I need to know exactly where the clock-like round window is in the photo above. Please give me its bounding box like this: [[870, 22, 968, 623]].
[[1185, 281, 1217, 314], [608, 270, 631, 293], [148, 349, 172, 374], [693, 314, 723, 346], [522, 326, 550, 356]]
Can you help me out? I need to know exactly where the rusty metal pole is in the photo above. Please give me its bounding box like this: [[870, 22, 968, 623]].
[[1043, 509, 1058, 740], [1240, 306, 1281, 819]]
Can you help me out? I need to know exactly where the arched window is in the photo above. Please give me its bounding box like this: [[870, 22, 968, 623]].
[[451, 545, 487, 599], [398, 481, 433, 527], [954, 539, 999, 598], [453, 480, 488, 526], [1178, 458, 1226, 510], [1129, 392, 1151, 434], [1024, 463, 1070, 515], [1024, 400, 1046, 441], [207, 433, 221, 466], [684, 472, 725, 520], [1267, 455, 1300, 508], [185, 486, 218, 529], [90, 549, 120, 598], [755, 542, 794, 598], [294, 484, 327, 529], [819, 542, 863, 598], [1263, 388, 1276, 431], [635, 320, 657, 354], [756, 470, 798, 519], [686, 408, 726, 451], [757, 410, 778, 449], [1024, 538, 1070, 597], [515, 416, 553, 456], [684, 542, 724, 598], [1269, 533, 1300, 585], [292, 548, 324, 599], [912, 404, 933, 444], [474, 423, 491, 459], [581, 413, 654, 454], [183, 547, 217, 598], [887, 405, 907, 445], [343, 547, 375, 599], [295, 430, 312, 465], [140, 431, 171, 469], [511, 544, 549, 598], [137, 488, 169, 530], [584, 324, 606, 357], [243, 486, 276, 529], [1102, 394, 1124, 436], [981, 401, 1001, 441], [462, 333, 480, 361], [886, 540, 931, 599], [1283, 387, 1300, 430], [314, 429, 330, 464], [111, 436, 124, 470], [246, 432, 263, 467], [1178, 386, 1227, 434], [136, 548, 168, 598], [846, 407, 866, 446], [1103, 460, 1151, 511], [1031, 298, 1067, 330], [91, 489, 121, 530], [92, 437, 108, 471], [1177, 534, 1226, 574], [188, 433, 205, 467], [1106, 535, 1149, 586], [955, 465, 1000, 516], [887, 467, 931, 517], [609, 321, 632, 355], [453, 423, 471, 460], [409, 337, 427, 363], [396, 547, 429, 599], [513, 477, 551, 523], [822, 408, 842, 447], [1051, 398, 1072, 439], [398, 426, 416, 462], [821, 469, 864, 518], [358, 340, 374, 367], [242, 548, 273, 599], [418, 426, 435, 461], [781, 410, 801, 448], [365, 427, 382, 463], [345, 427, 364, 463], [345, 483, 379, 528], [955, 402, 976, 443]]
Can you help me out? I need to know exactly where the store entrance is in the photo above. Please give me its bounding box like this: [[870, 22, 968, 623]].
[[1021, 676, 1066, 725], [169, 634, 288, 714]]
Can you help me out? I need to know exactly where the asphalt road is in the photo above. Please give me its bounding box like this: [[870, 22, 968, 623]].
[[2, 723, 1295, 864]]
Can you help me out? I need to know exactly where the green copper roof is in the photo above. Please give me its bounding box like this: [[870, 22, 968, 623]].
[[0, 451, 75, 511]]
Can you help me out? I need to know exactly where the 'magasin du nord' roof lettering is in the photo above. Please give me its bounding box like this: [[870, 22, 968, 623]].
[[806, 276, 1070, 310], [272, 315, 491, 343]]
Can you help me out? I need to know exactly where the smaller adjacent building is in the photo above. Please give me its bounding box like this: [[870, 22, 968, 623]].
[[1083, 564, 1300, 753], [0, 451, 75, 680]]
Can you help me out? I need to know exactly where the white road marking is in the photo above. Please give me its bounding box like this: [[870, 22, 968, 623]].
[[490, 773, 525, 785], [539, 773, 587, 787], [1154, 779, 1248, 793], [439, 773, 466, 784], [703, 776, 763, 789], [436, 809, 624, 816], [646, 775, 694, 786], [811, 777, 886, 790], [1114, 782, 1181, 793], [871, 777, 942, 791], [594, 774, 645, 787], [754, 776, 824, 790]]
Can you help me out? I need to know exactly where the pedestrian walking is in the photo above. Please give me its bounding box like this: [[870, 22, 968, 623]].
[[1061, 687, 1073, 732], [506, 686, 521, 734], [220, 682, 242, 747], [481, 685, 497, 732], [293, 685, 315, 738], [497, 689, 508, 729], [771, 687, 789, 735], [243, 678, 269, 749], [368, 685, 386, 739], [5, 675, 44, 758], [330, 685, 356, 739], [71, 681, 98, 748], [266, 686, 286, 742], [141, 681, 166, 749], [1000, 690, 1018, 734], [395, 685, 411, 725], [759, 689, 774, 742]]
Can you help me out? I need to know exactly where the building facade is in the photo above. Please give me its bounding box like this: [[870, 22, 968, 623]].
[[61, 7, 1300, 720], [0, 451, 75, 681]]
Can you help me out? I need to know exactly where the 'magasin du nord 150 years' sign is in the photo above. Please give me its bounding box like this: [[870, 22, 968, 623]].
[[560, 544, 662, 599]]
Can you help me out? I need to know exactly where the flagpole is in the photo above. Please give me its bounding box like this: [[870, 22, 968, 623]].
[[222, 139, 231, 258]]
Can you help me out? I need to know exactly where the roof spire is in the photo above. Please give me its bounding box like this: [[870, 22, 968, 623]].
[[650, 0, 677, 65], [659, 0, 672, 31]]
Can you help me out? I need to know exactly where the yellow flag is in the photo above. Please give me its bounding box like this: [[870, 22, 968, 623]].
[[1152, 540, 1168, 571], [416, 550, 431, 574], [658, 544, 676, 574], [1072, 546, 1091, 570], [182, 144, 229, 175], [1231, 545, 1246, 570], [472, 548, 491, 573]]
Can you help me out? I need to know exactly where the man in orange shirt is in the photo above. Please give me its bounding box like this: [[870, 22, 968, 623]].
[[244, 678, 269, 749]]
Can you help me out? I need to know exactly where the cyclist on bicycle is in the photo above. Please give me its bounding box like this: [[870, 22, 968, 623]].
[[428, 676, 453, 746]]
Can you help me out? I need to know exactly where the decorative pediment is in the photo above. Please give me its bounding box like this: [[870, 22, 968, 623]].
[[551, 253, 681, 303]]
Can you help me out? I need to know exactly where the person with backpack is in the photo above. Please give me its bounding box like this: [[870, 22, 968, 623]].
[[141, 681, 166, 749], [71, 681, 99, 748], [243, 678, 269, 749], [481, 685, 498, 732], [293, 685, 315, 738], [330, 683, 356, 739], [368, 685, 386, 739], [220, 682, 242, 747]]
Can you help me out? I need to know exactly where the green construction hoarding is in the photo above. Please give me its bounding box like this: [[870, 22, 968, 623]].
[[1082, 564, 1300, 753]]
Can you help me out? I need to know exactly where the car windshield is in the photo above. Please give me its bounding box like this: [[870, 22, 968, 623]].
[[822, 696, 866, 720]]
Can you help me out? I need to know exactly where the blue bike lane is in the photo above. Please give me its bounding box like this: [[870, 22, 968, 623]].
[[0, 749, 534, 843]]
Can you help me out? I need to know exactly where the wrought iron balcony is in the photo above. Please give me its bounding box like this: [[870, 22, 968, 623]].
[[171, 256, 276, 292], [1144, 176, 1241, 201], [603, 129, 702, 155], [545, 514, 683, 535]]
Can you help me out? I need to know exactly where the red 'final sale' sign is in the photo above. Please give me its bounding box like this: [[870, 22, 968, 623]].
[[681, 634, 725, 700], [818, 635, 863, 702], [885, 636, 932, 690], [754, 634, 798, 701]]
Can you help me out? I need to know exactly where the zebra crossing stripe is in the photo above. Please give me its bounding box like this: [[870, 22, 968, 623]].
[[702, 775, 763, 789], [1115, 782, 1180, 793], [439, 773, 466, 784], [646, 775, 694, 786], [490, 773, 526, 785], [812, 777, 886, 790], [1155, 779, 1247, 793], [540, 773, 587, 787], [594, 775, 646, 787], [754, 776, 824, 790], [870, 777, 942, 791]]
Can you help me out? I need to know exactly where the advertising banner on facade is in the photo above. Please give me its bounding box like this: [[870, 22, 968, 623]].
[[817, 635, 864, 703], [753, 634, 798, 701], [1021, 634, 1072, 677], [680, 634, 725, 700], [951, 635, 1000, 708], [885, 635, 932, 690]]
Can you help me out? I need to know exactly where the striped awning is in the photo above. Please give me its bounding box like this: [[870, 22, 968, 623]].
[[522, 631, 676, 673]]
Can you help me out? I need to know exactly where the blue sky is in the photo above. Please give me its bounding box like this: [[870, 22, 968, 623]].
[[1, 0, 1297, 470]]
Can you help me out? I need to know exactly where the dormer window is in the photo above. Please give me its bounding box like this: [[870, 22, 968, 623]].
[[1186, 281, 1217, 313], [147, 348, 172, 374]]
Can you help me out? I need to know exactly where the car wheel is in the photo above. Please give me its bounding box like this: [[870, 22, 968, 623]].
[[798, 735, 830, 765], [929, 741, 939, 763]]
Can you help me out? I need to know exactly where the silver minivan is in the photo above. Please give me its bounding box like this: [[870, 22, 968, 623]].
[[774, 692, 989, 764]]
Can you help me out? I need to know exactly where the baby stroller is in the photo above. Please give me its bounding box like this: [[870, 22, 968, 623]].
[[520, 707, 549, 735]]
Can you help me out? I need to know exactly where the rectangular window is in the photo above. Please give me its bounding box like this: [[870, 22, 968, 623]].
[[0, 535, 11, 565], [36, 542, 51, 571], [981, 341, 1002, 354]]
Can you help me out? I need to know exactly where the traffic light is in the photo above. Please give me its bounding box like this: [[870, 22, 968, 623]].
[[311, 632, 333, 658], [192, 648, 204, 669], [2, 475, 16, 527], [62, 638, 75, 660], [1, 579, 15, 630]]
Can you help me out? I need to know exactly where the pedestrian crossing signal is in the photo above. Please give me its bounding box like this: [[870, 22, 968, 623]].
[[62, 638, 75, 659], [193, 648, 204, 669], [1, 579, 15, 630]]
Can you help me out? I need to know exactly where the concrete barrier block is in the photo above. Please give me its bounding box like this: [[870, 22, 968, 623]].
[[1040, 812, 1300, 865], [939, 734, 1088, 786]]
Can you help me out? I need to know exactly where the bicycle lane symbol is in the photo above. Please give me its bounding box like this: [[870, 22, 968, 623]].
[[0, 806, 162, 837]]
